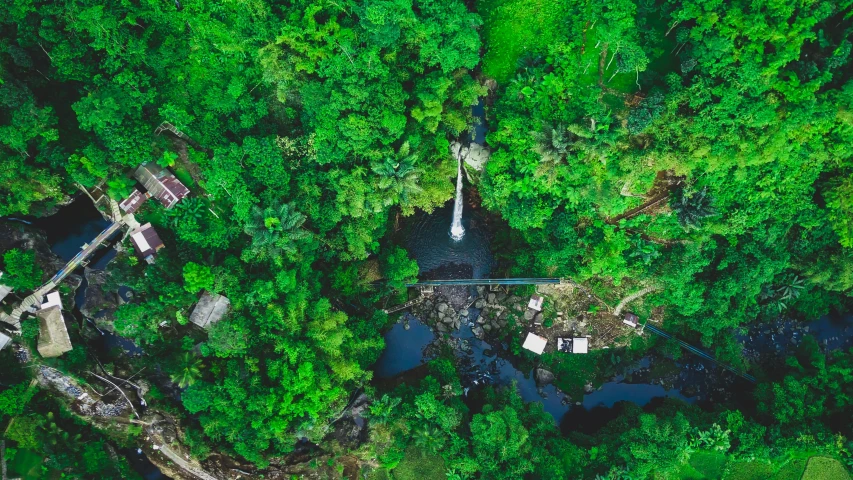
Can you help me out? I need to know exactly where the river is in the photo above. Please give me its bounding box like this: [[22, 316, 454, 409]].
[[373, 98, 853, 431], [2, 195, 171, 480]]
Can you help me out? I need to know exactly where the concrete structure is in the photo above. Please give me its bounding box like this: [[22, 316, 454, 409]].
[[0, 331, 11, 351], [129, 223, 165, 264], [522, 332, 547, 355], [119, 188, 150, 214], [557, 337, 589, 354], [134, 163, 189, 209], [528, 295, 544, 311], [189, 292, 231, 329], [37, 306, 73, 358], [41, 291, 63, 310]]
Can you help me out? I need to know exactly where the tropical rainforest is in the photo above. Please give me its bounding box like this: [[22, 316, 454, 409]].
[[1, 0, 853, 479]]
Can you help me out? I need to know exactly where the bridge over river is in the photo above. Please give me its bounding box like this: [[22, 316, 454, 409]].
[[1, 199, 130, 332]]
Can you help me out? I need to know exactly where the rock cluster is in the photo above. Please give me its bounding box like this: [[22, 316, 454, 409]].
[[412, 288, 533, 340], [412, 294, 464, 333]]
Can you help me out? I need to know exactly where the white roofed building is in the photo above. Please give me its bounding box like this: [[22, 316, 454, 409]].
[[522, 332, 547, 355]]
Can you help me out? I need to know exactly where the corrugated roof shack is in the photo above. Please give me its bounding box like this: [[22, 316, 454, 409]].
[[129, 223, 165, 264], [119, 188, 150, 214], [37, 306, 73, 358], [190, 292, 230, 329], [134, 163, 189, 209]]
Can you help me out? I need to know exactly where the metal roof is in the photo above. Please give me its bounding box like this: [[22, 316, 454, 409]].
[[129, 223, 164, 259], [37, 306, 73, 358]]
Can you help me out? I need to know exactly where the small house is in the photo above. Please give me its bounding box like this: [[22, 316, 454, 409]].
[[189, 291, 231, 330], [129, 223, 165, 264], [623, 312, 639, 328], [133, 163, 189, 209], [522, 332, 547, 355], [0, 331, 11, 351], [119, 188, 150, 214], [557, 337, 589, 354], [37, 306, 73, 358], [528, 295, 544, 311]]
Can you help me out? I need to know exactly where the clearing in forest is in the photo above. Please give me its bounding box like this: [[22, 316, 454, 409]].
[[801, 456, 851, 480]]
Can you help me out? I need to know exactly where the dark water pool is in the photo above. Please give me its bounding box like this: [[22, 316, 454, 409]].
[[405, 202, 495, 279], [125, 449, 171, 480], [30, 195, 119, 268], [375, 315, 435, 378]]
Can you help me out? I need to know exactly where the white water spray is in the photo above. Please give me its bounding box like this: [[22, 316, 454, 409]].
[[450, 153, 465, 240]]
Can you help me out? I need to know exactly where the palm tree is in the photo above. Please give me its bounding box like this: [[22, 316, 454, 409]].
[[412, 424, 444, 453], [670, 187, 716, 229], [243, 201, 310, 262], [532, 123, 571, 165], [170, 353, 203, 389], [370, 143, 423, 210]]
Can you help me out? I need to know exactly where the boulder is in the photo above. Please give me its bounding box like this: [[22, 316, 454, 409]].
[[508, 295, 521, 303], [495, 292, 507, 302], [584, 382, 595, 394], [437, 303, 449, 313], [483, 324, 492, 332], [533, 313, 544, 325], [475, 299, 486, 309], [436, 323, 448, 333], [523, 309, 535, 321], [442, 317, 454, 325], [472, 326, 484, 339], [513, 303, 523, 312], [487, 293, 496, 303], [535, 368, 555, 386]]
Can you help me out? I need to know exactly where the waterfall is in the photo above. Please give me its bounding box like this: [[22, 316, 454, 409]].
[[450, 153, 465, 240]]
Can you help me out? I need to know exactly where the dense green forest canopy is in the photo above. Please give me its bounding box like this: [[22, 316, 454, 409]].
[[1, 0, 853, 478]]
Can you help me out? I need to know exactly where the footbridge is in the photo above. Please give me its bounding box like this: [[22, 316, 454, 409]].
[[1, 200, 128, 332], [644, 324, 756, 383]]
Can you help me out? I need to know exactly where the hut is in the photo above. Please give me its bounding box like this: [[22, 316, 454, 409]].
[[528, 295, 544, 311], [36, 306, 73, 358], [557, 337, 589, 354], [133, 163, 189, 209], [0, 331, 11, 351], [119, 188, 150, 214], [623, 312, 639, 328], [189, 291, 231, 330], [522, 332, 547, 355], [129, 223, 165, 264]]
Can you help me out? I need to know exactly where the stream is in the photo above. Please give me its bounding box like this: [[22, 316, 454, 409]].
[[3, 195, 170, 479]]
